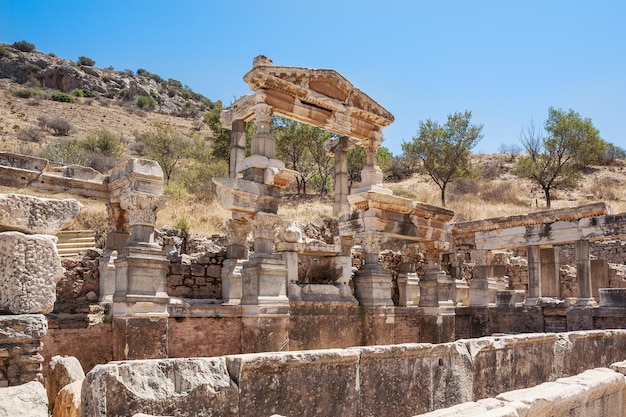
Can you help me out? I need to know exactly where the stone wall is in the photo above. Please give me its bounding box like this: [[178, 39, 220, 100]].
[[417, 366, 626, 417], [80, 330, 626, 417]]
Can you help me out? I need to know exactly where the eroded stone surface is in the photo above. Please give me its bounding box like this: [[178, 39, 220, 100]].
[[52, 380, 81, 417], [0, 314, 47, 343], [0, 194, 82, 235], [0, 381, 48, 417], [0, 232, 64, 314], [46, 355, 85, 413], [81, 358, 237, 417]]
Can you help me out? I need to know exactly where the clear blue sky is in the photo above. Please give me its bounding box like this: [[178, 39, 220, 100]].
[[2, 0, 625, 156]]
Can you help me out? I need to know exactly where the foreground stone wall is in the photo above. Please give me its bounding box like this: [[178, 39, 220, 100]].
[[417, 366, 626, 417], [80, 330, 626, 417]]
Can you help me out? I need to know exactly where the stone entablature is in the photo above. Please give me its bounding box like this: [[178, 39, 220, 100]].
[[451, 202, 612, 250], [221, 56, 394, 147]]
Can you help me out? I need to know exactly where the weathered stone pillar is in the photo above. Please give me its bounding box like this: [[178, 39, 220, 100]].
[[99, 202, 129, 303], [221, 214, 250, 305], [108, 159, 169, 361], [540, 246, 560, 298], [574, 239, 597, 307], [525, 245, 542, 305], [325, 136, 356, 217], [469, 251, 489, 307], [419, 244, 451, 307], [240, 212, 290, 353], [353, 232, 393, 307], [591, 259, 608, 299], [250, 102, 275, 159], [230, 119, 247, 179], [397, 245, 420, 307], [112, 192, 169, 360]]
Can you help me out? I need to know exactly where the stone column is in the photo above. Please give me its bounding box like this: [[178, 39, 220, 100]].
[[525, 245, 542, 305], [99, 202, 129, 303], [326, 136, 356, 217], [540, 247, 560, 298], [250, 102, 275, 159], [468, 250, 491, 307], [221, 214, 250, 305], [574, 239, 597, 307], [420, 244, 450, 307], [240, 212, 290, 353], [229, 119, 247, 179], [397, 245, 420, 307], [353, 232, 393, 307], [112, 192, 169, 360]]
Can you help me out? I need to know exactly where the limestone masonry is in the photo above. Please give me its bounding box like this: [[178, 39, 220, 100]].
[[2, 56, 626, 416]]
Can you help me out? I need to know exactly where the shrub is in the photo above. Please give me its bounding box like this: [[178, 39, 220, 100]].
[[71, 88, 84, 97], [0, 45, 10, 58], [77, 56, 95, 66], [17, 125, 43, 142], [42, 140, 90, 166], [12, 88, 45, 99], [82, 128, 124, 158], [12, 40, 35, 52], [136, 95, 156, 109], [46, 117, 72, 136], [50, 92, 76, 103], [173, 216, 191, 232]]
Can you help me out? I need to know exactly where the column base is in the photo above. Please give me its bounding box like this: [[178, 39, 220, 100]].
[[353, 264, 394, 307], [112, 317, 168, 360]]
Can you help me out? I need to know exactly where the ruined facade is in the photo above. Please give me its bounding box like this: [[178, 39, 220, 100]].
[[2, 56, 626, 416]]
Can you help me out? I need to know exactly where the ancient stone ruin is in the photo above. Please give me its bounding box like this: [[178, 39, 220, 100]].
[[2, 57, 626, 416]]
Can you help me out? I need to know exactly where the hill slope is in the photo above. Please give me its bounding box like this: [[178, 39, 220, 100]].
[[1, 42, 625, 236]]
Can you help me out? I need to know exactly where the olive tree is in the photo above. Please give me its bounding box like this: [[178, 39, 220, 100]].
[[513, 107, 604, 208], [402, 110, 483, 206]]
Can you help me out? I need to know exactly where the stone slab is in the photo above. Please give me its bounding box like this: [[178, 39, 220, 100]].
[[0, 193, 82, 235], [0, 232, 64, 314], [0, 381, 48, 417], [0, 314, 47, 343], [81, 357, 238, 417]]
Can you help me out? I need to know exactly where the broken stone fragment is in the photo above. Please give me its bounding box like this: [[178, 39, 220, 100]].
[[0, 232, 65, 314], [0, 193, 82, 235], [0, 381, 48, 417]]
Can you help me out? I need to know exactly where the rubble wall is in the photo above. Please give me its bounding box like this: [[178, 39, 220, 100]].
[[81, 330, 626, 417]]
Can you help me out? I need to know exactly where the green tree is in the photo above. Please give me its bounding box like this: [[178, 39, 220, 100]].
[[274, 117, 314, 194], [203, 101, 232, 161], [135, 122, 190, 183], [513, 108, 604, 208], [78, 56, 95, 66], [347, 145, 394, 192], [401, 110, 483, 206]]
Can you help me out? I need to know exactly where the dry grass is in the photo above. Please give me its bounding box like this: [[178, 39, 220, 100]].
[[2, 78, 626, 238]]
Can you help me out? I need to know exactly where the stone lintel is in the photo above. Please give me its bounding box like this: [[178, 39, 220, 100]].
[[213, 177, 281, 215]]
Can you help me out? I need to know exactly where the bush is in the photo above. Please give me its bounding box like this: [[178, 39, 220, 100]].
[[78, 56, 95, 66], [17, 125, 43, 142], [45, 116, 72, 136], [50, 92, 76, 103], [12, 40, 35, 52], [173, 216, 191, 232], [12, 88, 45, 99], [42, 140, 90, 166], [136, 95, 156, 109], [0, 45, 10, 58], [83, 128, 124, 158]]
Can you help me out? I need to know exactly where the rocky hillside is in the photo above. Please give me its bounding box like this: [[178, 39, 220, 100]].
[[0, 42, 214, 116], [1, 41, 626, 235]]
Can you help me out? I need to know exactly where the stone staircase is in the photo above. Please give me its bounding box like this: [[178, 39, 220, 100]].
[[55, 230, 96, 257]]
